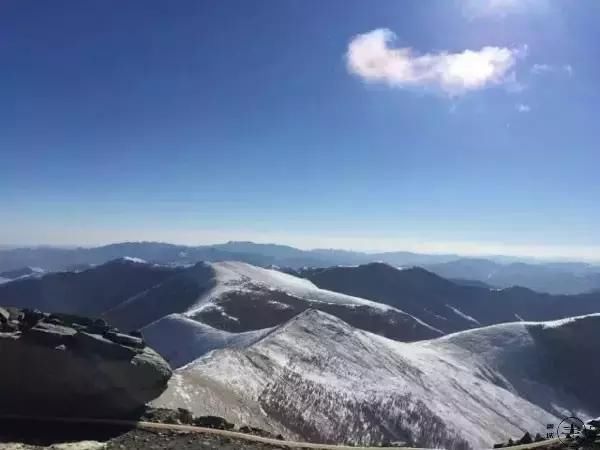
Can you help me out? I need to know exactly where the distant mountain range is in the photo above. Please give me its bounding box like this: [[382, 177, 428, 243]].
[[426, 258, 600, 296], [1, 241, 600, 294], [0, 241, 459, 272]]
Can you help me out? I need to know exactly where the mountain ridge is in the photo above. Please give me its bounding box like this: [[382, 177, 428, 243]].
[[104, 260, 442, 351], [2, 241, 599, 294], [155, 309, 600, 449], [299, 263, 600, 334], [3, 257, 600, 366]]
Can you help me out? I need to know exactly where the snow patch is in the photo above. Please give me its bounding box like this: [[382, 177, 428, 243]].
[[203, 303, 240, 323], [122, 256, 148, 264], [424, 308, 448, 321], [540, 314, 600, 328], [446, 304, 481, 325], [267, 300, 293, 310]]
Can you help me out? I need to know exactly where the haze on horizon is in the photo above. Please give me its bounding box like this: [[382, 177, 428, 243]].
[[3, 234, 600, 264], [1, 1, 598, 263]]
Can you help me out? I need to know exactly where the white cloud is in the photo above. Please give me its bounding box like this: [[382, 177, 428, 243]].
[[531, 63, 552, 74], [516, 103, 531, 113], [531, 63, 573, 76], [346, 29, 525, 96]]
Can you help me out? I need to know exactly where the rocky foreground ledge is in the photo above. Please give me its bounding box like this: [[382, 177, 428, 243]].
[[0, 407, 289, 450], [0, 306, 172, 418]]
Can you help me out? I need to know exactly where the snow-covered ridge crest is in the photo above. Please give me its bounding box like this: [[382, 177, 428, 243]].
[[539, 312, 600, 328], [433, 311, 600, 344], [184, 261, 443, 339], [186, 261, 399, 315]]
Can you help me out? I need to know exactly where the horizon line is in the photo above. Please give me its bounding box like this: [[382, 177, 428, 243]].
[[2, 239, 599, 264]]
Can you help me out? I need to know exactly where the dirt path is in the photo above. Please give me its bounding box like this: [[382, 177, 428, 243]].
[[0, 414, 562, 450]]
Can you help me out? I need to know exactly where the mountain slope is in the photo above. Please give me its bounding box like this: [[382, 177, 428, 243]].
[[301, 263, 600, 333], [105, 261, 441, 352], [155, 311, 600, 449], [0, 258, 182, 317], [0, 267, 46, 285], [141, 314, 276, 368]]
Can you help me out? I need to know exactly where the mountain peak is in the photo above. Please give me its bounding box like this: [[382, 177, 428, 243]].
[[358, 261, 399, 272], [283, 307, 343, 326], [263, 308, 356, 343]]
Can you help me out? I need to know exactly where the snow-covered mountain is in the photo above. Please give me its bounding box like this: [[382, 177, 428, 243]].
[[0, 258, 440, 351], [155, 310, 600, 449], [3, 255, 599, 448], [105, 261, 441, 346]]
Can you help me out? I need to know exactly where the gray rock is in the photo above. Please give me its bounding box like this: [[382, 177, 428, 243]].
[[193, 416, 235, 430], [22, 308, 44, 328], [73, 330, 138, 359], [0, 306, 173, 418], [177, 407, 194, 424], [21, 322, 77, 347], [104, 330, 145, 348], [0, 306, 9, 323], [2, 320, 19, 332]]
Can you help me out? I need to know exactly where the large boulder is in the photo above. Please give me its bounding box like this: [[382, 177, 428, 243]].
[[0, 307, 172, 418]]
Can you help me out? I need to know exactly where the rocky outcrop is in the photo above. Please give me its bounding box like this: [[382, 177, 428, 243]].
[[0, 307, 172, 418], [141, 407, 284, 439]]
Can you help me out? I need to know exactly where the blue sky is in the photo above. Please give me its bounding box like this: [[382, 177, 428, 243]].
[[1, 0, 599, 260]]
